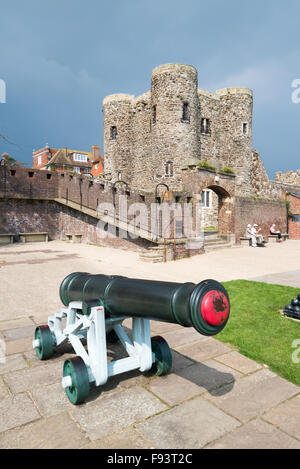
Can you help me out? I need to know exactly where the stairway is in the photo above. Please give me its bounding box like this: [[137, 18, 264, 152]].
[[203, 232, 234, 252]]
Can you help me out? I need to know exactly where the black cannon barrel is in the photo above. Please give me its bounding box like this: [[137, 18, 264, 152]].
[[59, 273, 230, 336]]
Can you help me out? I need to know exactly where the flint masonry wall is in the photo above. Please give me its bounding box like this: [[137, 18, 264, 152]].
[[102, 64, 255, 196]]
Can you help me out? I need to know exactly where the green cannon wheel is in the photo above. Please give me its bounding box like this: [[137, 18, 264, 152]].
[[34, 325, 54, 360], [63, 356, 90, 405], [151, 336, 172, 376]]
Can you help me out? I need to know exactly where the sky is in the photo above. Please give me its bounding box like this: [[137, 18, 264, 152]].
[[0, 0, 299, 178]]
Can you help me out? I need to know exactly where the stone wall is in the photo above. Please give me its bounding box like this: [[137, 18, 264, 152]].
[[251, 150, 282, 200], [276, 170, 300, 186]]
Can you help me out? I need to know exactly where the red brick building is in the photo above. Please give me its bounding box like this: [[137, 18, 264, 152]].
[[32, 144, 103, 176], [287, 192, 300, 239]]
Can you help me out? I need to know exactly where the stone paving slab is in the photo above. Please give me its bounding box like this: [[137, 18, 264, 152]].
[[263, 394, 300, 440], [0, 394, 40, 433], [151, 322, 183, 334], [214, 351, 263, 374], [2, 325, 36, 341], [4, 361, 63, 394], [70, 386, 167, 441], [5, 337, 34, 355], [82, 427, 153, 449], [170, 350, 195, 371], [0, 353, 28, 374], [0, 318, 34, 331], [30, 383, 74, 417], [251, 269, 300, 288], [0, 376, 10, 399], [161, 328, 207, 349], [177, 359, 242, 394], [0, 412, 89, 449], [206, 418, 300, 449], [205, 368, 300, 422], [136, 396, 241, 449], [146, 359, 242, 406], [175, 337, 232, 362]]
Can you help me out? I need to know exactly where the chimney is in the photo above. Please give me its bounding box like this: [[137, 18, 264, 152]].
[[92, 145, 100, 162]]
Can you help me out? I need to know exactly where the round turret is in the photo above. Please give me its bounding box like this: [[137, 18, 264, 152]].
[[216, 87, 253, 196], [150, 64, 200, 189], [102, 94, 134, 183]]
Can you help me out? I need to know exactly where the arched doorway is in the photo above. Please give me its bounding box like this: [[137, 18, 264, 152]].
[[200, 184, 234, 239]]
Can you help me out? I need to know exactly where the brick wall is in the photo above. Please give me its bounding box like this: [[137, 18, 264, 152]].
[[0, 199, 60, 238], [235, 197, 287, 242], [287, 193, 300, 240]]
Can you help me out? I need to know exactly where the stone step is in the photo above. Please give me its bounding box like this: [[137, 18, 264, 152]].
[[204, 242, 233, 252]]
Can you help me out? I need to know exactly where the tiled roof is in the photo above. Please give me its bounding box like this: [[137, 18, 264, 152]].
[[47, 149, 93, 168]]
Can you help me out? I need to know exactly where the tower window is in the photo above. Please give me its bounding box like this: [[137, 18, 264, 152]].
[[201, 118, 211, 135], [243, 123, 248, 135], [152, 105, 157, 124], [165, 161, 174, 177], [182, 102, 190, 122], [110, 126, 117, 141]]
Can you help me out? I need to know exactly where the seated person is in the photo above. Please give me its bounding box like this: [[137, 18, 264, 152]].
[[270, 224, 283, 242], [245, 224, 257, 247], [251, 224, 266, 246]]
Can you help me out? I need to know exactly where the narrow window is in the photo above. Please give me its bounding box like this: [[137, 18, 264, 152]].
[[110, 126, 117, 141], [201, 118, 211, 135], [46, 173, 52, 180], [182, 102, 190, 122], [201, 190, 211, 208], [165, 161, 173, 177], [243, 123, 248, 135], [152, 105, 157, 124]]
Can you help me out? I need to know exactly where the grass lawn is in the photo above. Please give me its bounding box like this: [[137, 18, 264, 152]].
[[217, 280, 300, 386]]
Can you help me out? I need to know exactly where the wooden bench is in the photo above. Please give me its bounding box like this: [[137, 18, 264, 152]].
[[0, 234, 14, 245], [240, 237, 252, 246], [268, 233, 289, 243], [65, 233, 82, 244], [20, 232, 49, 243]]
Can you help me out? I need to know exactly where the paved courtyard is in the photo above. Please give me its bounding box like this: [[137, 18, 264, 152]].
[[0, 240, 299, 449]]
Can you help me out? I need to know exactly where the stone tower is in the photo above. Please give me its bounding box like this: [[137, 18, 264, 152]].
[[217, 88, 253, 196], [102, 93, 134, 182], [101, 65, 254, 196], [150, 64, 200, 190]]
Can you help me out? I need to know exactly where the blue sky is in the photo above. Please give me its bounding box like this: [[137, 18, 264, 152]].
[[0, 0, 299, 178]]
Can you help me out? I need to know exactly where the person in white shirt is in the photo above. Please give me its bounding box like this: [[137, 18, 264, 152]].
[[251, 224, 265, 246], [245, 224, 257, 247]]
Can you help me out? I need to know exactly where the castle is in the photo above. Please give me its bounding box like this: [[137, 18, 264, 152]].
[[103, 63, 253, 196], [1, 63, 300, 259]]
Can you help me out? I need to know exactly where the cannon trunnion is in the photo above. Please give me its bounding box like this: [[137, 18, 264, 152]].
[[33, 273, 230, 404]]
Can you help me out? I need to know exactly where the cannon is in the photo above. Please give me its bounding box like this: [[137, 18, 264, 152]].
[[33, 273, 230, 404]]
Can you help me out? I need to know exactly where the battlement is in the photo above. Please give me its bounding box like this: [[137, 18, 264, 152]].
[[216, 87, 253, 97], [276, 170, 300, 186]]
